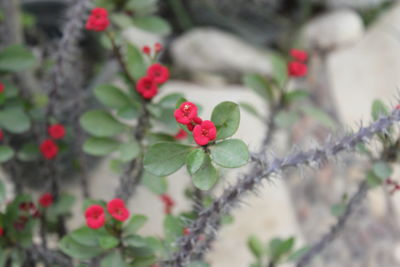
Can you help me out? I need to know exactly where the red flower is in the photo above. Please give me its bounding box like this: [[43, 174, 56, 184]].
[[147, 63, 169, 84], [0, 227, 4, 236], [174, 102, 198, 124], [85, 7, 109, 32], [160, 194, 175, 214], [183, 228, 190, 235], [19, 202, 34, 211], [0, 130, 3, 141], [174, 129, 188, 140], [0, 83, 4, 93], [193, 120, 217, 146], [107, 198, 130, 222], [85, 205, 105, 229], [395, 104, 400, 110], [48, 124, 66, 140], [40, 139, 58, 160], [142, 45, 151, 55], [39, 193, 53, 208], [155, 43, 163, 53], [186, 117, 202, 132], [136, 76, 158, 99], [287, 61, 307, 77], [290, 49, 308, 62]]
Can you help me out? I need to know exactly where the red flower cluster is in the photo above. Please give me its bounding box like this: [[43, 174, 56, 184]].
[[19, 201, 40, 217], [40, 124, 66, 160], [142, 43, 163, 56], [136, 63, 169, 99], [386, 178, 400, 195], [39, 193, 53, 208], [85, 7, 109, 32], [85, 198, 130, 229], [287, 49, 308, 77], [160, 194, 175, 214], [0, 83, 5, 93], [174, 102, 217, 146]]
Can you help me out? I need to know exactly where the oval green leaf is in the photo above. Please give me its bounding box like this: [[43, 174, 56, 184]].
[[0, 108, 31, 134], [0, 45, 36, 72], [0, 146, 14, 163], [118, 140, 140, 162], [211, 101, 240, 140], [191, 154, 218, 191], [210, 139, 249, 168], [186, 149, 206, 174], [132, 16, 172, 35], [80, 110, 127, 137], [94, 84, 131, 109], [144, 143, 192, 176], [83, 137, 120, 156]]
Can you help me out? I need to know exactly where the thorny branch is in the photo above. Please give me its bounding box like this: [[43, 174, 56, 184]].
[[165, 109, 400, 266], [295, 181, 369, 267]]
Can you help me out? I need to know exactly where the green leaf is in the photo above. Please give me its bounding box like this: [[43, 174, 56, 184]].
[[269, 237, 295, 263], [132, 16, 172, 35], [163, 215, 183, 242], [187, 261, 210, 267], [17, 143, 39, 162], [186, 149, 206, 174], [371, 99, 389, 120], [274, 110, 299, 128], [0, 146, 14, 163], [118, 140, 140, 162], [0, 45, 36, 72], [239, 102, 263, 119], [158, 93, 184, 109], [0, 180, 5, 203], [242, 73, 273, 101], [330, 202, 346, 217], [287, 246, 309, 261], [99, 236, 119, 249], [59, 236, 103, 260], [70, 227, 104, 247], [373, 161, 392, 180], [123, 235, 148, 248], [100, 251, 126, 267], [191, 154, 218, 191], [247, 235, 264, 259], [111, 14, 134, 29], [126, 0, 157, 13], [124, 215, 148, 236], [300, 106, 336, 129], [211, 101, 240, 140], [283, 90, 309, 104], [270, 52, 287, 87], [80, 110, 127, 137], [144, 143, 192, 176], [210, 139, 249, 168], [126, 44, 146, 80], [366, 171, 383, 188], [47, 193, 75, 219], [94, 84, 131, 109], [83, 137, 120, 156], [141, 171, 168, 195], [0, 108, 31, 133]]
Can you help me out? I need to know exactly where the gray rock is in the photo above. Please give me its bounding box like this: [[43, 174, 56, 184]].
[[302, 10, 365, 51], [171, 28, 273, 77]]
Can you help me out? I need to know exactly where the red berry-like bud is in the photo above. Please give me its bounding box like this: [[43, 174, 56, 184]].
[[0, 83, 5, 93], [290, 49, 308, 62], [142, 46, 151, 55], [107, 198, 130, 222], [193, 120, 217, 146], [174, 129, 188, 140], [39, 193, 53, 208], [147, 63, 169, 84], [136, 76, 158, 99], [155, 43, 163, 53], [287, 61, 308, 77], [85, 7, 110, 32], [174, 102, 198, 125], [48, 124, 66, 140], [40, 139, 58, 160]]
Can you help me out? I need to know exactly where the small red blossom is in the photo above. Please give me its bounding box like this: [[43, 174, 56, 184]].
[[287, 61, 307, 77], [0, 227, 4, 236], [0, 130, 3, 141], [174, 129, 188, 140], [155, 43, 163, 53], [85, 7, 109, 32], [147, 63, 169, 84], [136, 76, 158, 99], [142, 45, 151, 55], [193, 120, 217, 146], [39, 193, 53, 208], [174, 102, 198, 125], [85, 205, 105, 229], [186, 117, 202, 132], [48, 124, 66, 140], [290, 49, 308, 62], [40, 139, 58, 160], [0, 83, 4, 93], [107, 198, 130, 222], [19, 202, 34, 211], [183, 228, 190, 235], [160, 194, 175, 214], [395, 104, 400, 110]]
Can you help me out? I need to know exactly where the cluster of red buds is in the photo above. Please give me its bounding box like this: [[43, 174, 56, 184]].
[[85, 7, 110, 32], [386, 178, 400, 195], [136, 62, 169, 100], [287, 49, 308, 77], [142, 43, 163, 57], [40, 124, 66, 160], [160, 194, 175, 214], [85, 198, 130, 229], [174, 102, 217, 146]]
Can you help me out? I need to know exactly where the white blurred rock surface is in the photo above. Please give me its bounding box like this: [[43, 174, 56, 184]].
[[171, 28, 273, 76], [302, 10, 365, 51]]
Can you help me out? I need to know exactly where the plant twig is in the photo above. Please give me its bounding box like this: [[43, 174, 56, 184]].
[[30, 245, 72, 267], [295, 181, 369, 267], [164, 109, 400, 266]]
